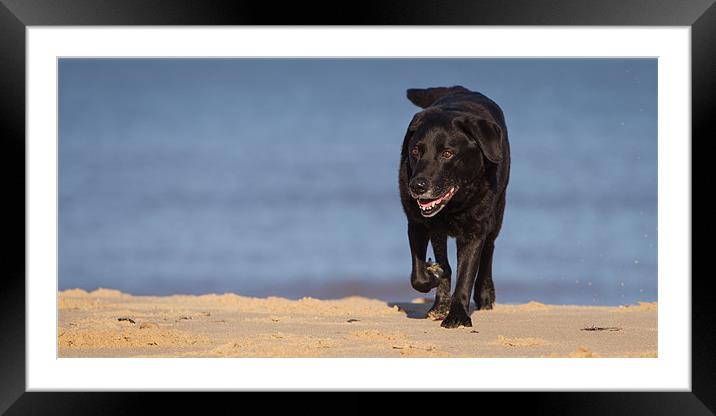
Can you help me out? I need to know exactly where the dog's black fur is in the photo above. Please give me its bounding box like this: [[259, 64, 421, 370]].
[[398, 86, 510, 328]]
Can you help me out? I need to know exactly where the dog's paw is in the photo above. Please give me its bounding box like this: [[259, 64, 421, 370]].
[[475, 300, 494, 310], [474, 282, 495, 310], [475, 294, 495, 310], [425, 260, 444, 280], [440, 307, 472, 329], [411, 266, 440, 293], [426, 301, 450, 320]]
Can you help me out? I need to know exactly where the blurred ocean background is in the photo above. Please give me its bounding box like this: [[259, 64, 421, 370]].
[[58, 59, 657, 305]]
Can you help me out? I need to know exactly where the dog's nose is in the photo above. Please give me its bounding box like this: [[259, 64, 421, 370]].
[[409, 177, 429, 195]]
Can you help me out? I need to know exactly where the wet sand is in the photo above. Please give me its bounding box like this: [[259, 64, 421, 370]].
[[58, 289, 657, 358]]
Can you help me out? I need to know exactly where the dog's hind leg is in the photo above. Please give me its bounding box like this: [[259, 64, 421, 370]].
[[474, 238, 496, 310], [426, 233, 452, 320]]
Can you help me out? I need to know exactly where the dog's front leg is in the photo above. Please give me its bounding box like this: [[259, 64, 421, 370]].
[[426, 233, 452, 320], [408, 222, 438, 293], [441, 236, 483, 328]]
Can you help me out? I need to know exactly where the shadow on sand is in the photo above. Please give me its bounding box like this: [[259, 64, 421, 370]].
[[388, 300, 477, 319]]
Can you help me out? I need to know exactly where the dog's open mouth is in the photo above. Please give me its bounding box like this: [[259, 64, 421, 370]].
[[416, 186, 458, 217]]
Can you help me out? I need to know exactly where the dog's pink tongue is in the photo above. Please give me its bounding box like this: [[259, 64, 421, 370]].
[[419, 196, 440, 207]]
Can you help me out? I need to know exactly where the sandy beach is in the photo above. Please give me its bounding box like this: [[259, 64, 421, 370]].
[[58, 288, 657, 358]]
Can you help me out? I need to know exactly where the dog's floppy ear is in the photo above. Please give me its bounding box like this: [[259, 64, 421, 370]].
[[453, 114, 504, 164], [406, 86, 469, 109]]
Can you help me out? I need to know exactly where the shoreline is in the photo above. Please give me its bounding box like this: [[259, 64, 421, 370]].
[[58, 278, 657, 307], [58, 288, 657, 358]]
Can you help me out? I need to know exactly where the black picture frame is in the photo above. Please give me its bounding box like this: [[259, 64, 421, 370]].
[[0, 0, 708, 413]]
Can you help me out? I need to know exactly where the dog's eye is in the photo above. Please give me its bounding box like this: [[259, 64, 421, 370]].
[[411, 147, 420, 158], [441, 150, 454, 159]]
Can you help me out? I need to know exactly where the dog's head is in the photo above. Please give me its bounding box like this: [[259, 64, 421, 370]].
[[402, 108, 504, 217]]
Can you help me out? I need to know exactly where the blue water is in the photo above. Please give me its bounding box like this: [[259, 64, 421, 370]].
[[58, 59, 657, 305]]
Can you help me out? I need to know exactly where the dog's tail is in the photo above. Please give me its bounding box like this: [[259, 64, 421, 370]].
[[406, 86, 470, 108]]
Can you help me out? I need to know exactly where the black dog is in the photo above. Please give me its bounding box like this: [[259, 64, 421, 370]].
[[398, 86, 510, 328]]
